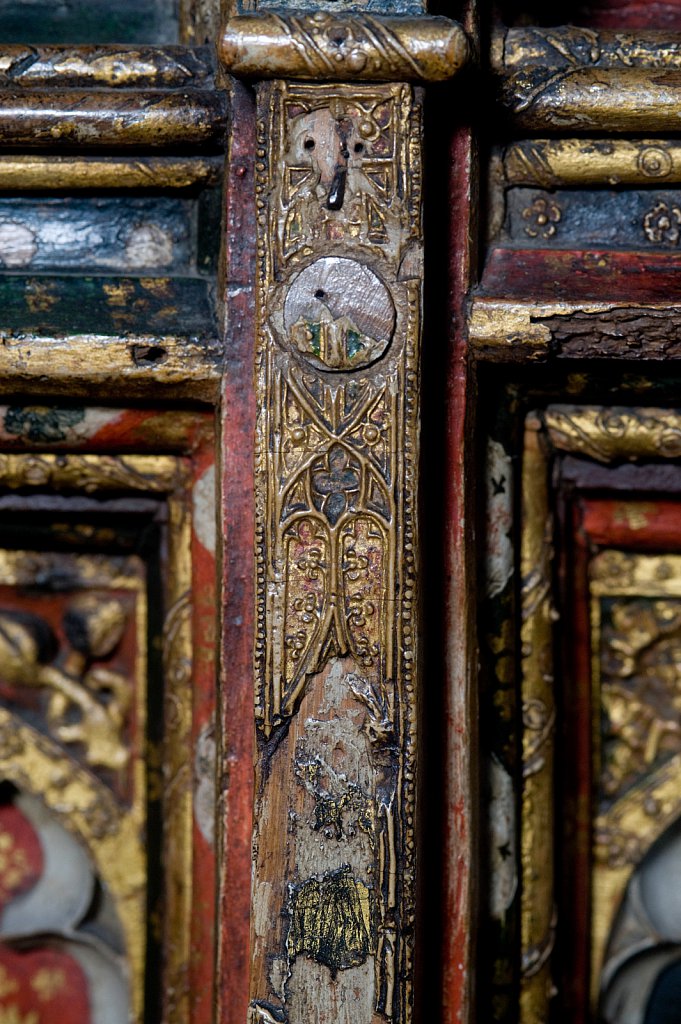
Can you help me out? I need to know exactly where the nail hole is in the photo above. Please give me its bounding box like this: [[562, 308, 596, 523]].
[[354, 142, 364, 153], [304, 138, 315, 150], [314, 289, 325, 299], [131, 344, 167, 366]]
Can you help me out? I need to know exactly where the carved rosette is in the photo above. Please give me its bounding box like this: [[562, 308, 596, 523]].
[[252, 80, 421, 1024]]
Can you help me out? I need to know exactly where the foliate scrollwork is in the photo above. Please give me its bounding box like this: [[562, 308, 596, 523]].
[[545, 406, 681, 463], [252, 79, 421, 1024], [0, 550, 147, 1023], [0, 453, 181, 493], [590, 551, 681, 1000], [497, 28, 681, 132], [0, 595, 131, 772], [599, 597, 681, 805]]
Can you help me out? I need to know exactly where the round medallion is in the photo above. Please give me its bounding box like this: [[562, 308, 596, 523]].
[[283, 257, 395, 371], [637, 147, 673, 179]]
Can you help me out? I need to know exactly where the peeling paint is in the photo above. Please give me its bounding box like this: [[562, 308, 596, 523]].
[[486, 438, 514, 599], [489, 755, 517, 921], [194, 719, 216, 846], [193, 464, 216, 555]]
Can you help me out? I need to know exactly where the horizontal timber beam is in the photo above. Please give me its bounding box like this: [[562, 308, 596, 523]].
[[503, 139, 681, 188], [221, 11, 469, 81], [0, 155, 221, 189], [0, 90, 227, 149], [495, 26, 681, 132], [469, 297, 681, 361], [0, 45, 215, 89], [0, 333, 221, 400]]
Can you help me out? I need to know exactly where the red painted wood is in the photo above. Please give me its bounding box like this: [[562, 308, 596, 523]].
[[441, 71, 479, 1024], [581, 498, 681, 550], [558, 498, 596, 1023], [217, 79, 256, 1024], [482, 248, 681, 304], [189, 437, 218, 1024], [0, 946, 91, 1023], [577, 0, 681, 28], [0, 803, 43, 908]]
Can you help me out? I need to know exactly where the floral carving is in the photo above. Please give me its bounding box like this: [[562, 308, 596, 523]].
[[522, 196, 562, 239], [643, 201, 681, 245], [311, 445, 360, 525]]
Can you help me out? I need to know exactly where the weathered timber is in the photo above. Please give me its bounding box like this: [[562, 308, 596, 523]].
[[496, 26, 681, 131], [481, 248, 681, 303], [539, 307, 681, 358], [469, 297, 681, 361], [0, 45, 214, 89], [0, 197, 194, 275], [0, 91, 227, 149], [0, 275, 215, 336], [0, 156, 221, 190], [221, 12, 469, 82]]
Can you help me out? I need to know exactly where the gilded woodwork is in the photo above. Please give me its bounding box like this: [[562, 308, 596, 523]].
[[0, 549, 148, 1022], [251, 77, 421, 1024], [0, 91, 226, 149], [544, 405, 681, 462], [0, 449, 201, 1024], [519, 417, 555, 1024], [221, 12, 469, 82], [0, 156, 220, 191], [0, 45, 214, 88], [0, 43, 227, 150], [518, 408, 681, 1021], [496, 26, 681, 132], [0, 334, 220, 401], [590, 552, 681, 1005], [504, 140, 681, 189]]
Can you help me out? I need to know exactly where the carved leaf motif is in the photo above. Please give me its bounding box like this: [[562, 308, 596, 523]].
[[0, 596, 131, 773], [340, 516, 387, 678], [600, 598, 681, 806], [282, 518, 330, 695]]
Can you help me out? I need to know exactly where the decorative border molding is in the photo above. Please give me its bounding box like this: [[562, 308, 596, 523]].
[[250, 78, 422, 1024], [519, 406, 681, 1022], [503, 140, 681, 189], [221, 12, 468, 82], [496, 26, 681, 132], [0, 446, 205, 1024]]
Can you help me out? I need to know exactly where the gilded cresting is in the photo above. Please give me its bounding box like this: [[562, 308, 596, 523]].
[[221, 10, 467, 1024]]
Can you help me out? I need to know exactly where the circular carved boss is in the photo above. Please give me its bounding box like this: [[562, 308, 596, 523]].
[[283, 257, 395, 371]]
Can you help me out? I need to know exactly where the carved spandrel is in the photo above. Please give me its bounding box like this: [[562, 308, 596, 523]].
[[252, 79, 420, 1024]]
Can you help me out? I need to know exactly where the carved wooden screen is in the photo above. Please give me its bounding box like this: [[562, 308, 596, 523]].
[[467, 4, 681, 1024], [0, 2, 227, 1021], [10, 1, 681, 1024]]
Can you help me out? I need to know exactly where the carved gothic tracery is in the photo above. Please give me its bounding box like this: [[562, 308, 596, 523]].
[[251, 78, 421, 1024]]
